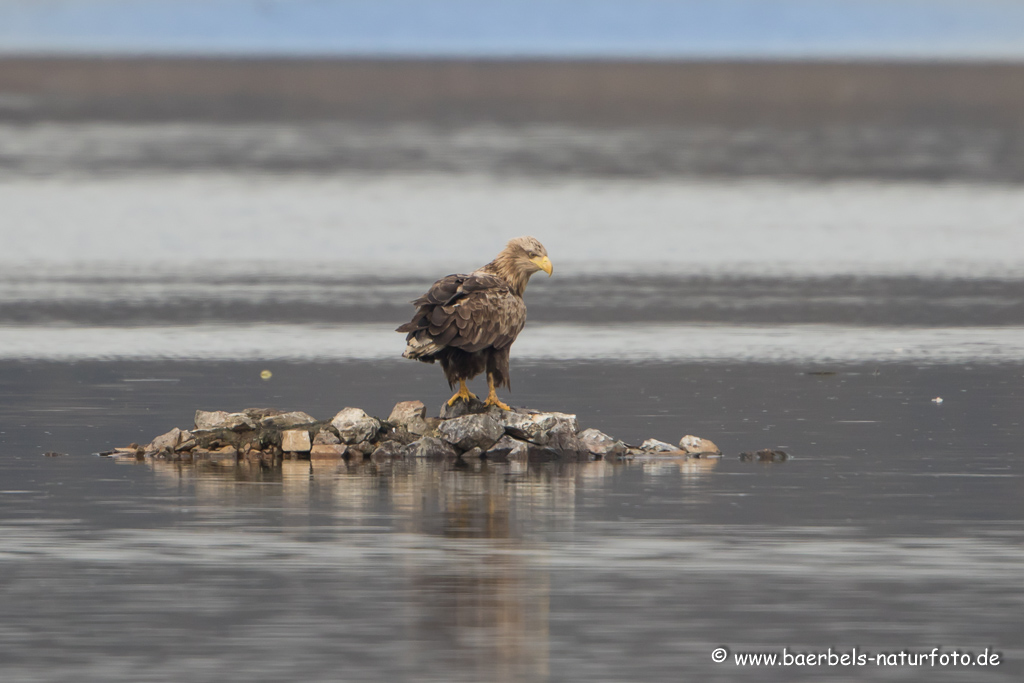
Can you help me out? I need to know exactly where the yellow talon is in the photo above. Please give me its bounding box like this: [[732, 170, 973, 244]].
[[483, 394, 511, 411], [446, 380, 477, 406], [483, 375, 511, 411]]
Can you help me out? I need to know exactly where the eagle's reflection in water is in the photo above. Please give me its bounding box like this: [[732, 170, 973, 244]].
[[140, 458, 557, 680], [142, 454, 716, 680]]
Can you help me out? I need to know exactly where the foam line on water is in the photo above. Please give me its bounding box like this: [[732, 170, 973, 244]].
[[2, 322, 1022, 363]]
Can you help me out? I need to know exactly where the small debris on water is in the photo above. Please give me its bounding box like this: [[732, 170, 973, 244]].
[[260, 370, 273, 380], [932, 397, 944, 404], [43, 451, 66, 457], [739, 449, 789, 463]]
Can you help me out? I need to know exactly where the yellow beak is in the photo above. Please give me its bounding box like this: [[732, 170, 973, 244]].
[[531, 255, 553, 276]]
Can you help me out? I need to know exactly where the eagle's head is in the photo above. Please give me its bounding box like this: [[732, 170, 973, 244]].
[[506, 236, 553, 277]]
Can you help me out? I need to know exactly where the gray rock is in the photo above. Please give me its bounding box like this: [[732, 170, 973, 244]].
[[640, 438, 679, 453], [370, 441, 403, 462], [513, 445, 561, 463], [313, 429, 341, 445], [543, 420, 586, 458], [353, 440, 376, 455], [418, 417, 442, 437], [437, 414, 504, 452], [195, 410, 257, 432], [401, 436, 459, 460], [439, 396, 488, 419], [175, 438, 196, 452], [500, 410, 580, 445], [578, 428, 628, 459], [388, 400, 434, 436], [149, 427, 186, 452], [376, 424, 418, 445], [679, 435, 722, 455], [460, 447, 484, 461], [330, 407, 381, 444], [259, 411, 318, 429], [281, 429, 312, 452], [482, 435, 528, 462]]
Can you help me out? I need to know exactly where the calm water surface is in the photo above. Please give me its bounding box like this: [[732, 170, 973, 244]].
[[1, 358, 1021, 682]]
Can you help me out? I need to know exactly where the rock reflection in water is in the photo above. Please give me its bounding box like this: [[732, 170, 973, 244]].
[[141, 457, 641, 681]]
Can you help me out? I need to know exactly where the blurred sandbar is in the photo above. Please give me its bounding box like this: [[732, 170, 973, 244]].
[[3, 58, 1024, 180], [1, 57, 1022, 125]]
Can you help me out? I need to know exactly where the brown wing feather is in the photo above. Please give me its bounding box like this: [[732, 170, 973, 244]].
[[397, 273, 526, 356]]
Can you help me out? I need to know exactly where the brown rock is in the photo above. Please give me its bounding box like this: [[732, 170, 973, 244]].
[[679, 435, 722, 455], [281, 429, 312, 453], [389, 400, 426, 426], [310, 444, 347, 459], [740, 449, 789, 462], [194, 445, 238, 462]]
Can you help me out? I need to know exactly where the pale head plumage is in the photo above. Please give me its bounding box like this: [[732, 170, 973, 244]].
[[479, 236, 553, 295]]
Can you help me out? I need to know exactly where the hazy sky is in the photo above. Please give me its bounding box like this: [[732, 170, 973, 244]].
[[2, 0, 1024, 59]]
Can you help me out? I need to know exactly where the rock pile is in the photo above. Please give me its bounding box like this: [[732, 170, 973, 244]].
[[105, 401, 723, 466]]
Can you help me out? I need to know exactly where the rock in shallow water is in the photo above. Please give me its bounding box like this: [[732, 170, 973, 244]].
[[401, 436, 459, 460], [194, 410, 257, 432], [331, 407, 381, 444], [740, 449, 789, 462], [679, 434, 722, 455], [500, 410, 580, 445], [577, 428, 628, 458], [281, 429, 312, 453], [483, 435, 527, 462], [640, 438, 679, 453], [258, 411, 317, 429], [310, 444, 346, 459], [313, 429, 340, 445], [389, 400, 425, 426], [370, 441, 403, 462], [437, 414, 504, 451], [438, 397, 489, 419], [149, 427, 187, 452]]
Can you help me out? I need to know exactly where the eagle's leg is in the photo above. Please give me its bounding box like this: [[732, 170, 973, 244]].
[[446, 380, 478, 406], [483, 374, 511, 411]]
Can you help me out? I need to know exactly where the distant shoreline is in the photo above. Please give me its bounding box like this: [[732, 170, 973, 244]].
[[2, 57, 1024, 126]]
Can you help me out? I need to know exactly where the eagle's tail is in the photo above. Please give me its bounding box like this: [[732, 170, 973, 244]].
[[402, 332, 443, 360]]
